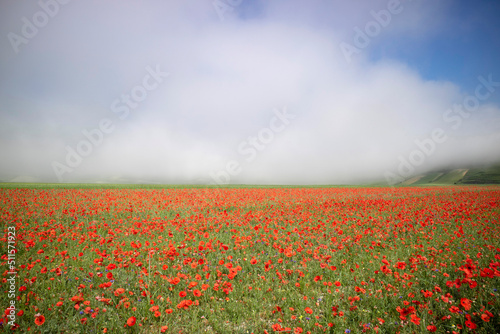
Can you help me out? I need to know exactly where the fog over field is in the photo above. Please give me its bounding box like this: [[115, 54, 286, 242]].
[[1, 0, 499, 184]]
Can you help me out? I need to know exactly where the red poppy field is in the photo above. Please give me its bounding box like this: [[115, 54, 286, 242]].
[[1, 186, 499, 333]]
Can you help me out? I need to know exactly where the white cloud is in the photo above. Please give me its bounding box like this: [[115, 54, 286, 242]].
[[0, 0, 499, 184]]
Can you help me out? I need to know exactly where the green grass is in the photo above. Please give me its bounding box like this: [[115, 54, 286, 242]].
[[1, 187, 500, 333], [410, 169, 467, 186], [2, 163, 500, 189], [0, 183, 371, 189], [458, 165, 500, 184], [401, 164, 500, 186], [433, 169, 468, 184], [411, 172, 443, 184]]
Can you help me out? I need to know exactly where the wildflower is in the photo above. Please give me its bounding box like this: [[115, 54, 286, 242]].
[[34, 314, 45, 326], [421, 290, 433, 298], [460, 298, 471, 311], [465, 320, 477, 329], [127, 316, 136, 327], [114, 288, 125, 296], [106, 264, 117, 271], [396, 262, 406, 269], [410, 314, 420, 325]]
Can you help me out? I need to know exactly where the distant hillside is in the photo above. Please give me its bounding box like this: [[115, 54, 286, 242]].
[[459, 165, 500, 184], [401, 164, 500, 186]]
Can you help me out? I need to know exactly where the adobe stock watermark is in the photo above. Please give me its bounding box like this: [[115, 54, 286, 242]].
[[213, 0, 243, 21], [7, 0, 72, 54], [51, 65, 169, 182], [384, 74, 499, 185], [208, 106, 294, 185], [5, 225, 17, 328], [339, 0, 410, 63]]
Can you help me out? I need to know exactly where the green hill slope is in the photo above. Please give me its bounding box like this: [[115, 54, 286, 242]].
[[458, 165, 500, 184], [402, 164, 500, 186]]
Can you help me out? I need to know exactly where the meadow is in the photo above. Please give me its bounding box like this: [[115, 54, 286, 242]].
[[0, 186, 499, 333]]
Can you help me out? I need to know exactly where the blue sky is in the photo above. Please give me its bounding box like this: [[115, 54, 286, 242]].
[[238, 0, 500, 99], [0, 0, 499, 184], [368, 0, 500, 99]]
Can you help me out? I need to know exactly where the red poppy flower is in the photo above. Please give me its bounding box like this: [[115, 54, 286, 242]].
[[465, 320, 477, 329], [396, 262, 406, 269], [410, 314, 420, 325], [480, 268, 494, 278], [35, 314, 45, 326], [106, 264, 117, 271], [114, 288, 125, 296], [460, 298, 471, 311], [421, 290, 433, 298], [126, 316, 136, 327]]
